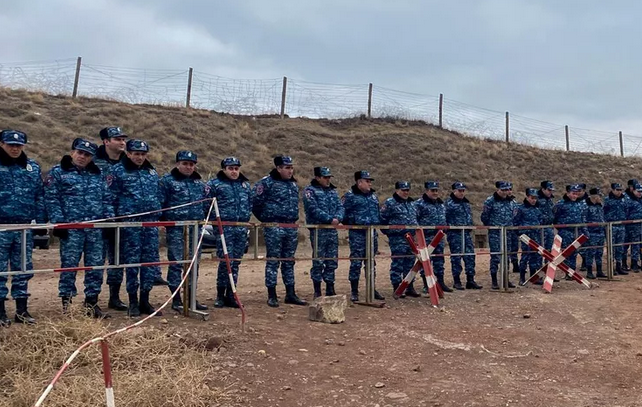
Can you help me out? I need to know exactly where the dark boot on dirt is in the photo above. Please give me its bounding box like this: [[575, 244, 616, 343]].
[[325, 282, 336, 297], [128, 292, 141, 318], [512, 259, 520, 274], [374, 289, 385, 300], [61, 296, 72, 314], [108, 284, 127, 311], [405, 282, 421, 298], [490, 273, 500, 290], [14, 298, 35, 324], [267, 286, 279, 308], [214, 286, 226, 308], [84, 296, 110, 319], [421, 274, 429, 294], [617, 261, 629, 275], [586, 265, 595, 280], [519, 268, 527, 285], [349, 280, 359, 302], [171, 295, 183, 312], [284, 285, 307, 306], [224, 287, 239, 309], [452, 274, 465, 291], [466, 275, 483, 290], [313, 281, 322, 299], [436, 274, 453, 293], [139, 291, 162, 316], [0, 300, 11, 327], [622, 258, 630, 271], [153, 274, 169, 286], [631, 259, 641, 273], [596, 264, 607, 278]]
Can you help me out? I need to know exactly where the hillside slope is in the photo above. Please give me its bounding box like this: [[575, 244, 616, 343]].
[[1, 86, 640, 223]]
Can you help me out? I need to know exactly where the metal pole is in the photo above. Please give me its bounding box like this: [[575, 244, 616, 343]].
[[185, 67, 193, 108], [190, 223, 199, 311], [72, 56, 82, 98], [313, 227, 319, 262], [101, 340, 116, 407], [182, 225, 189, 317], [606, 223, 614, 280], [21, 229, 27, 272], [365, 226, 374, 303], [565, 125, 570, 151], [619, 131, 624, 157], [500, 227, 508, 291], [367, 83, 373, 118], [253, 225, 259, 260], [438, 93, 443, 128], [114, 226, 121, 266], [280, 76, 288, 119], [505, 111, 510, 143]]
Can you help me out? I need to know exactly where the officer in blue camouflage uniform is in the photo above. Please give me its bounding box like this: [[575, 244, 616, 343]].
[[159, 150, 209, 312], [342, 170, 385, 302], [604, 183, 627, 275], [0, 130, 46, 326], [109, 139, 163, 317], [207, 157, 252, 308], [93, 126, 129, 311], [513, 188, 543, 285], [584, 188, 606, 279], [625, 183, 642, 273], [414, 181, 452, 293], [252, 156, 307, 308], [505, 182, 520, 274], [621, 179, 638, 271], [577, 183, 590, 271], [481, 181, 517, 290], [44, 138, 114, 318], [303, 167, 344, 298], [445, 182, 482, 290], [381, 181, 420, 297], [552, 184, 587, 272], [537, 181, 556, 251]]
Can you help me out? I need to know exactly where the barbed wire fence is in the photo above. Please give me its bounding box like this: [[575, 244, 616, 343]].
[[1, 56, 642, 157]]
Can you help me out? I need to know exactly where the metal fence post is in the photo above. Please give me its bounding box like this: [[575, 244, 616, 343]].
[[72, 56, 82, 98], [367, 83, 373, 118], [280, 76, 287, 119], [185, 67, 193, 108], [500, 227, 509, 291], [182, 225, 190, 317], [606, 222, 614, 280], [365, 226, 374, 303], [190, 223, 199, 311], [21, 229, 27, 273]]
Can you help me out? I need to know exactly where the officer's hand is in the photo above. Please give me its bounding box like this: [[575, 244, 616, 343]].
[[32, 228, 48, 236], [331, 218, 339, 226], [52, 229, 69, 240], [102, 227, 116, 242]]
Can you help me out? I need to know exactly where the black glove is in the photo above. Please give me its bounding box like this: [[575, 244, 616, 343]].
[[32, 228, 48, 236], [52, 229, 69, 240], [102, 227, 116, 242]]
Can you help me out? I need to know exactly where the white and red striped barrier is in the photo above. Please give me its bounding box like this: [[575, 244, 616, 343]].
[[519, 234, 593, 290], [521, 234, 562, 288]]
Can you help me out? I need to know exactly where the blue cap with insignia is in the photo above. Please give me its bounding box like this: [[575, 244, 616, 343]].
[[569, 184, 583, 192], [176, 150, 197, 163], [540, 180, 555, 190], [126, 139, 149, 152], [314, 166, 332, 177], [452, 181, 466, 190], [274, 155, 293, 166], [355, 170, 374, 181], [99, 126, 128, 140], [611, 183, 623, 190], [395, 181, 411, 190], [71, 138, 97, 155], [221, 156, 241, 168], [1, 129, 27, 145], [525, 188, 538, 197], [425, 181, 439, 189]]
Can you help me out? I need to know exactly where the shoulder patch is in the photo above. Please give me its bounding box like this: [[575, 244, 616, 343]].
[[255, 184, 264, 196], [26, 163, 33, 172], [304, 189, 313, 199], [106, 174, 114, 187], [44, 173, 54, 187]]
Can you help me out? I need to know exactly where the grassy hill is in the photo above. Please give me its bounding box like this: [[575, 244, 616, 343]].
[[1, 86, 640, 224]]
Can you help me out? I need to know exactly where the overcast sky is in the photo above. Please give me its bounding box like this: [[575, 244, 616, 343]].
[[1, 0, 641, 135]]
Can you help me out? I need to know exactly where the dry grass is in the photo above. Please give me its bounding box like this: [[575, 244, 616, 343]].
[[0, 312, 237, 407], [2, 86, 642, 223]]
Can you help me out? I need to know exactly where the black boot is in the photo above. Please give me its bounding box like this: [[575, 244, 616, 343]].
[[195, 300, 209, 311], [618, 262, 629, 275], [392, 282, 406, 298], [491, 274, 500, 290], [349, 280, 359, 302], [579, 257, 587, 272], [632, 260, 640, 272], [0, 300, 11, 327], [153, 274, 169, 286], [108, 284, 127, 311], [224, 287, 239, 309], [436, 274, 453, 293], [214, 286, 226, 308], [374, 289, 385, 300], [14, 298, 35, 324], [128, 292, 140, 318], [596, 264, 607, 278], [512, 259, 520, 274], [622, 258, 630, 271], [421, 275, 429, 294], [519, 269, 527, 285], [313, 281, 322, 299], [405, 282, 421, 297], [466, 275, 483, 290], [452, 274, 464, 291], [171, 295, 183, 312], [267, 286, 279, 308], [61, 296, 72, 313], [284, 285, 307, 306], [586, 265, 595, 279], [325, 282, 336, 297], [84, 296, 110, 319], [139, 291, 162, 316]]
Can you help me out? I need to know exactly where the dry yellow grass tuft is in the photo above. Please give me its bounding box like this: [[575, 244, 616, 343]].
[[0, 313, 236, 407]]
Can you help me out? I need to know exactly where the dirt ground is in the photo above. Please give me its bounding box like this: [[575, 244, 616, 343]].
[[8, 243, 642, 407]]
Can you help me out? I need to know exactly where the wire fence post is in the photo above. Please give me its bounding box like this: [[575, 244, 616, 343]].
[[505, 112, 510, 143], [72, 56, 82, 98], [565, 125, 570, 151], [185, 67, 193, 108], [438, 93, 443, 128], [280, 76, 288, 119], [619, 131, 624, 157], [367, 83, 373, 118], [606, 222, 614, 280], [100, 340, 116, 407]]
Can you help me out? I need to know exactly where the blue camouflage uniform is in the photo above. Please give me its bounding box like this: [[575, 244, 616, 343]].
[[552, 190, 587, 271], [342, 182, 380, 282], [537, 182, 556, 250], [303, 175, 344, 284], [109, 145, 162, 295], [207, 167, 252, 288], [252, 168, 300, 288], [481, 188, 517, 278], [506, 186, 519, 266], [44, 149, 114, 299], [625, 188, 642, 268], [585, 195, 605, 270], [159, 158, 209, 293], [414, 191, 447, 278], [603, 187, 626, 265], [0, 131, 46, 301], [445, 189, 476, 279], [381, 186, 418, 287], [513, 195, 543, 276]]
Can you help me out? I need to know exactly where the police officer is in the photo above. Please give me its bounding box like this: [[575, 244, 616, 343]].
[[0, 130, 46, 326], [585, 187, 606, 279], [621, 179, 639, 271], [552, 184, 587, 272], [625, 183, 642, 273], [109, 139, 163, 317], [252, 156, 306, 308], [303, 167, 344, 298], [414, 181, 452, 293], [505, 182, 520, 274], [513, 188, 543, 285], [537, 181, 556, 251], [207, 157, 252, 308], [445, 182, 482, 290], [577, 183, 589, 271], [604, 183, 627, 275], [44, 138, 114, 318], [481, 181, 516, 290], [94, 126, 129, 311], [159, 151, 209, 312], [381, 181, 419, 296], [342, 170, 385, 302]]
